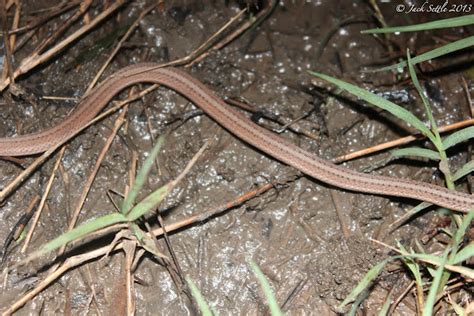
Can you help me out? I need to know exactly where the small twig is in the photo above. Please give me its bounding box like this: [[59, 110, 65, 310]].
[[1, 0, 15, 84], [9, 0, 20, 49], [388, 281, 415, 315], [21, 147, 65, 252], [0, 84, 158, 203], [190, 0, 277, 67], [85, 3, 157, 93], [334, 118, 474, 163], [8, 1, 81, 35], [51, 104, 129, 270], [33, 0, 93, 56], [370, 238, 471, 277], [0, 0, 126, 91], [1, 195, 39, 262]]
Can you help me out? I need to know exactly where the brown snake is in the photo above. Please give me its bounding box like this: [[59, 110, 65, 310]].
[[0, 63, 473, 212]]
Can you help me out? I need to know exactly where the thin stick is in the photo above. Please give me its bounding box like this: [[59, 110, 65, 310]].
[[85, 3, 157, 93], [52, 105, 129, 265], [0, 85, 158, 202], [334, 118, 474, 163], [21, 147, 65, 252], [0, 0, 126, 91]]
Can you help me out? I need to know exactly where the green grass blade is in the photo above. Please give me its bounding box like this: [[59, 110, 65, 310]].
[[389, 202, 433, 230], [339, 260, 388, 308], [378, 291, 392, 316], [130, 223, 168, 259], [452, 243, 474, 264], [373, 36, 474, 72], [362, 15, 474, 33], [30, 213, 128, 258], [451, 297, 465, 316], [402, 252, 443, 265], [348, 290, 369, 316], [122, 136, 165, 214], [451, 212, 474, 254], [249, 261, 284, 316], [186, 277, 214, 316], [308, 72, 436, 143], [442, 126, 474, 150], [407, 52, 439, 138], [452, 160, 474, 181], [126, 184, 170, 221], [397, 243, 424, 288], [390, 147, 440, 161], [423, 249, 449, 316]]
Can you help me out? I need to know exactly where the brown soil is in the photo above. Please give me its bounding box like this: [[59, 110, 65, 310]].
[[0, 1, 471, 315]]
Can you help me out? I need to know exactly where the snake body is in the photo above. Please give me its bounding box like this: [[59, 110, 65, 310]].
[[1, 63, 473, 212]]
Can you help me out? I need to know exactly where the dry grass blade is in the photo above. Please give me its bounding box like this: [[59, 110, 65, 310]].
[[85, 3, 157, 93], [47, 105, 129, 275], [21, 147, 65, 253], [0, 84, 157, 203], [0, 0, 126, 91], [5, 134, 210, 314]]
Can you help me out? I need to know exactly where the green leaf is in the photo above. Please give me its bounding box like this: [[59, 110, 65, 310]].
[[372, 36, 474, 72], [407, 51, 440, 140], [452, 160, 474, 181], [442, 126, 474, 150], [390, 147, 440, 161], [186, 277, 214, 316], [30, 213, 128, 258], [126, 184, 170, 221], [339, 260, 388, 308], [348, 289, 369, 316], [451, 212, 474, 255], [451, 297, 465, 316], [250, 261, 284, 316], [308, 71, 436, 143], [452, 243, 474, 265], [423, 249, 449, 316], [122, 136, 165, 214], [397, 243, 423, 289], [378, 291, 392, 316], [362, 15, 474, 33]]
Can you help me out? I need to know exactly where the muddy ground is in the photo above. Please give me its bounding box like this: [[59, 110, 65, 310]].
[[0, 0, 472, 315]]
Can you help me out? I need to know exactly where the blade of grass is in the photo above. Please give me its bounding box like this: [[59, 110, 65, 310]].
[[398, 243, 424, 309], [308, 71, 436, 143], [389, 202, 433, 231], [122, 136, 165, 214], [390, 147, 440, 161], [186, 277, 214, 316], [378, 291, 392, 316], [26, 213, 128, 260], [126, 184, 171, 221], [371, 36, 474, 72], [362, 14, 474, 33], [450, 211, 474, 256], [442, 126, 474, 150], [423, 248, 449, 316], [407, 51, 453, 186], [407, 51, 439, 138], [339, 259, 388, 308], [452, 160, 474, 181], [348, 289, 369, 316], [452, 243, 474, 264], [249, 261, 283, 316]]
